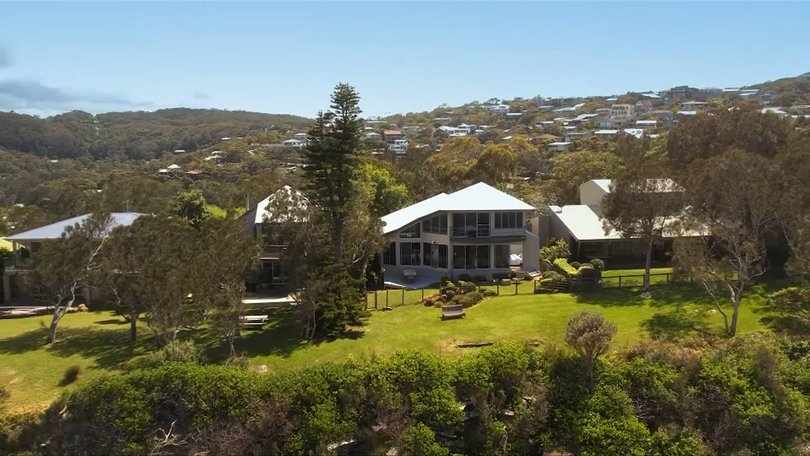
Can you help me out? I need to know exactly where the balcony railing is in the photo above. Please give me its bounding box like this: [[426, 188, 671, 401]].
[[450, 226, 525, 239], [2, 257, 33, 270]]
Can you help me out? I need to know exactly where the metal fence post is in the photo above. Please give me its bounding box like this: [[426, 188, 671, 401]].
[[401, 288, 405, 306], [618, 276, 622, 288]]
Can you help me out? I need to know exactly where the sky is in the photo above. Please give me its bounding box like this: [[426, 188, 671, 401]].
[[1, 1, 809, 118]]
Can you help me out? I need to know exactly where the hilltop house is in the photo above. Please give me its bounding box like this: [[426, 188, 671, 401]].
[[545, 179, 695, 266], [243, 185, 308, 288], [379, 182, 540, 288], [2, 213, 143, 304]]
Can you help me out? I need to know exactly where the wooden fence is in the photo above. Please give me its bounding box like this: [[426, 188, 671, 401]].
[[365, 272, 683, 309]]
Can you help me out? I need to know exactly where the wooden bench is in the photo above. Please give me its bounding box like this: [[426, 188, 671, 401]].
[[239, 315, 268, 329], [441, 304, 465, 320]]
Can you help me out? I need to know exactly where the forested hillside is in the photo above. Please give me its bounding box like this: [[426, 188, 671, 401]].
[[0, 108, 311, 160]]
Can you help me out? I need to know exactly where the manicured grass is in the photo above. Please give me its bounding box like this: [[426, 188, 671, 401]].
[[0, 282, 776, 413], [601, 267, 674, 277]]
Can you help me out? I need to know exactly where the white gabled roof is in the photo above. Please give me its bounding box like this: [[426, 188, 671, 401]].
[[381, 182, 535, 235], [550, 205, 620, 241], [588, 179, 612, 193], [253, 185, 308, 225], [7, 213, 144, 242]]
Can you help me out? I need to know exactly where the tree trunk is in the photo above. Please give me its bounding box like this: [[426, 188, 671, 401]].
[[46, 310, 63, 344], [129, 307, 138, 351], [730, 291, 741, 337], [334, 215, 344, 263], [643, 237, 653, 292]]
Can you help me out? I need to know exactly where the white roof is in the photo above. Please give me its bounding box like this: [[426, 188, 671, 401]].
[[594, 129, 619, 134], [624, 128, 644, 139], [252, 185, 308, 225], [677, 110, 697, 116], [549, 141, 572, 146], [7, 213, 144, 242], [550, 205, 620, 241], [381, 182, 534, 235], [550, 205, 700, 241], [167, 164, 181, 169]]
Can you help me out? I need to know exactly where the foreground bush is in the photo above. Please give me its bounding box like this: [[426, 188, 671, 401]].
[[5, 336, 808, 455]]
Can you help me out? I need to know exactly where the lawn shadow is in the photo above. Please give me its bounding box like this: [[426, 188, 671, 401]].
[[0, 324, 141, 370], [230, 306, 366, 360], [93, 318, 130, 326], [574, 284, 706, 308], [642, 310, 714, 341]]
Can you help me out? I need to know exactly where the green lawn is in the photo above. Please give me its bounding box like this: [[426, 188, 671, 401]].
[[0, 283, 775, 414]]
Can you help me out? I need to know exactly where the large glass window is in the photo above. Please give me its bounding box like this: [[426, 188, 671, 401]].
[[438, 244, 448, 268], [422, 214, 448, 235], [477, 245, 490, 269], [494, 245, 510, 268], [452, 212, 492, 237], [383, 242, 397, 265], [400, 243, 421, 265], [452, 245, 490, 269], [453, 245, 465, 269]]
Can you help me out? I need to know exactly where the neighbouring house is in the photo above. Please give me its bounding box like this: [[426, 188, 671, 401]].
[[282, 138, 306, 150], [383, 130, 403, 143], [365, 132, 382, 142], [623, 128, 645, 139], [545, 179, 696, 266], [243, 185, 309, 288], [548, 141, 572, 152], [635, 119, 658, 129], [2, 213, 143, 304], [610, 104, 635, 119], [680, 100, 709, 112], [293, 132, 310, 141], [594, 129, 619, 139], [389, 139, 409, 155], [379, 182, 540, 288], [564, 131, 591, 143]]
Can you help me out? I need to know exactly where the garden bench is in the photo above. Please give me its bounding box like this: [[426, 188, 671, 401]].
[[441, 304, 465, 320], [239, 314, 268, 329]]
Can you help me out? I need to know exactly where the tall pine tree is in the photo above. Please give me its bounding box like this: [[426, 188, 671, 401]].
[[303, 83, 364, 263]]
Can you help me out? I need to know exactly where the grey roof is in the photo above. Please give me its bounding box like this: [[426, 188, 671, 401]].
[[381, 182, 535, 235], [7, 212, 144, 242]]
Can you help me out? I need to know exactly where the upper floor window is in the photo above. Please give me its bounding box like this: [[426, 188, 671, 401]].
[[422, 214, 448, 235], [494, 212, 523, 230]]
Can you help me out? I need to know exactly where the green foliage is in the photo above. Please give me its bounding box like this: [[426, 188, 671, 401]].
[[170, 189, 210, 228], [398, 423, 449, 456], [452, 291, 484, 308], [297, 262, 366, 339], [141, 340, 204, 367], [590, 258, 605, 271], [574, 385, 652, 456], [767, 286, 810, 334], [553, 258, 579, 277], [540, 238, 570, 263]]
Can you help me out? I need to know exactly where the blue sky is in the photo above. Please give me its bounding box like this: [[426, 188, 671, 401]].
[[1, 1, 808, 118]]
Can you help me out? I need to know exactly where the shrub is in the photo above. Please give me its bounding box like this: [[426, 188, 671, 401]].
[[444, 289, 456, 300], [439, 276, 450, 285], [577, 264, 600, 280], [142, 340, 204, 367], [398, 422, 449, 456], [542, 270, 565, 281], [540, 238, 571, 262], [458, 280, 477, 294], [553, 258, 579, 277], [440, 281, 456, 295], [590, 258, 605, 271], [424, 298, 434, 307], [59, 365, 82, 386], [482, 289, 497, 297], [570, 261, 582, 269], [458, 273, 473, 282], [453, 291, 484, 308], [76, 303, 88, 312]]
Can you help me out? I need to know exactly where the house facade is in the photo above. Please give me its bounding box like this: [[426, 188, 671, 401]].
[[243, 185, 308, 288], [379, 182, 540, 287], [545, 179, 693, 266], [2, 212, 143, 304]]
